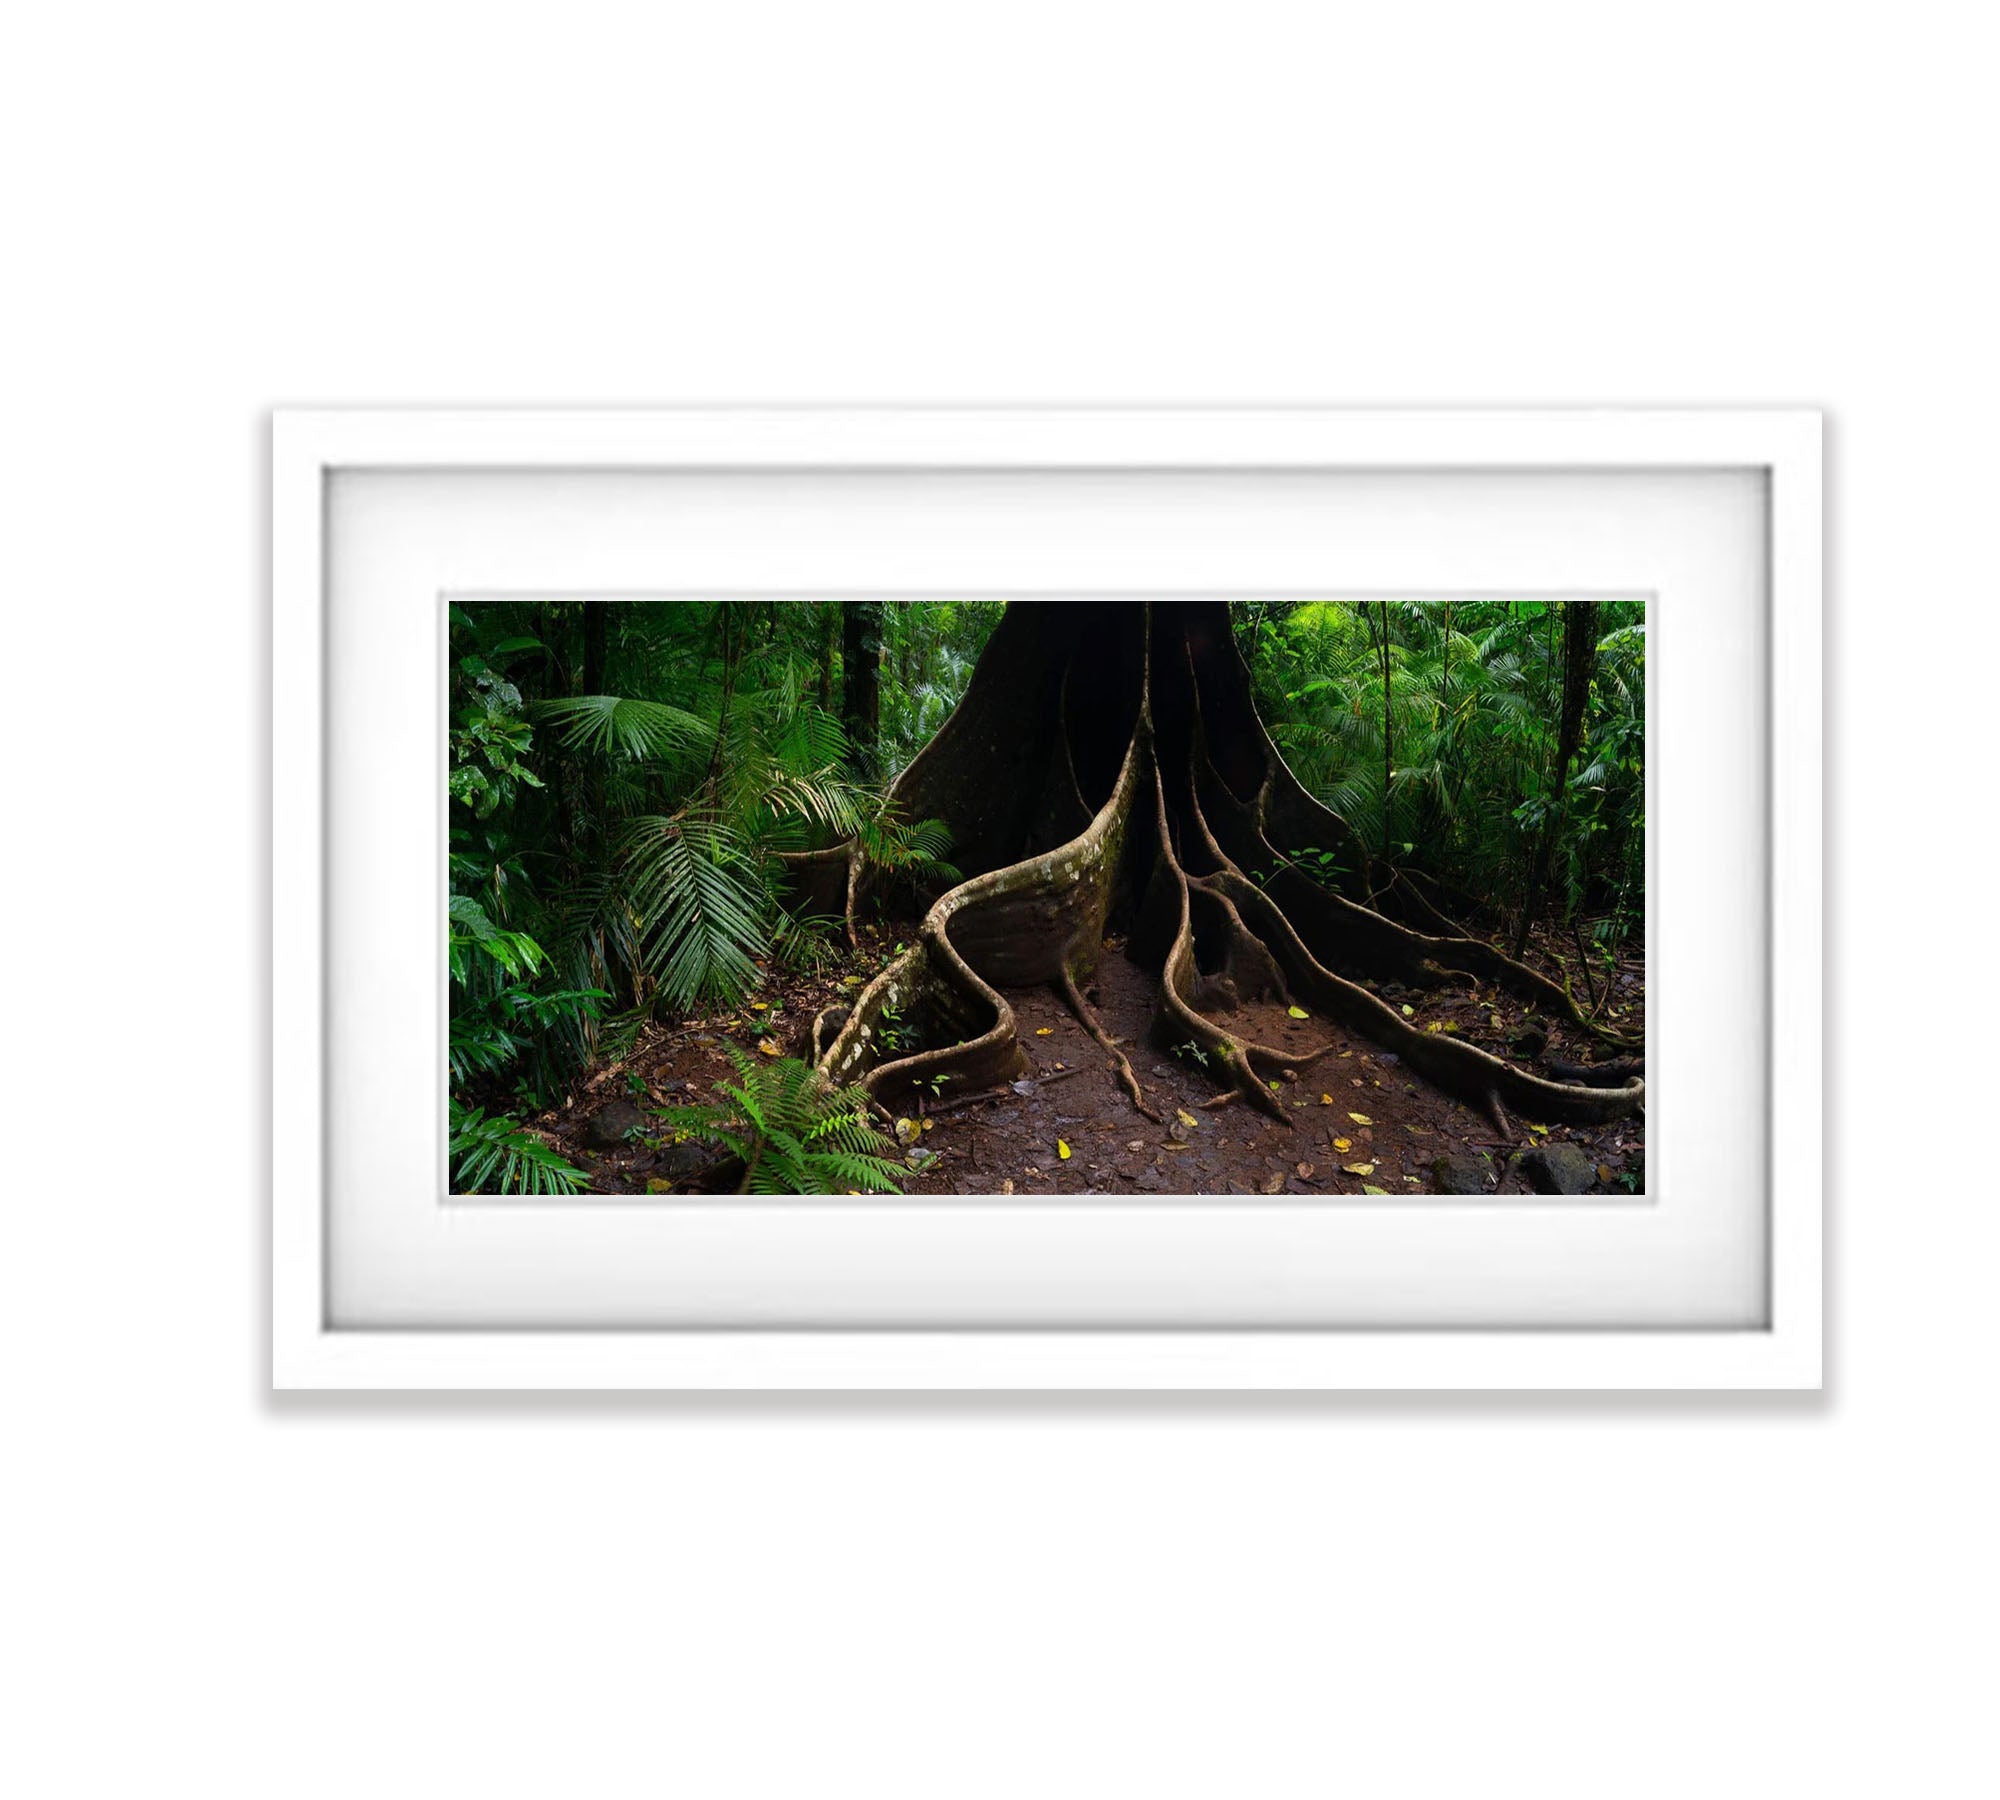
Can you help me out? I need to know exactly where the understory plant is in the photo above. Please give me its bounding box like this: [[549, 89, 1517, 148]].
[[1242, 597, 1644, 942], [648, 1048, 907, 1195], [444, 602, 986, 1193], [448, 1101, 590, 1195]]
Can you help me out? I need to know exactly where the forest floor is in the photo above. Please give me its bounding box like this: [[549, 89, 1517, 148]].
[[530, 916, 1646, 1199]]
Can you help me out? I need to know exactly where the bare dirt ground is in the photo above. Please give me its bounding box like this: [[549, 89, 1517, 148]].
[[527, 918, 1645, 1199]]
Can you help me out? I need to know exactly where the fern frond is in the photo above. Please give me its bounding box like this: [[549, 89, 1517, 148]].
[[635, 1050, 904, 1195], [807, 1150, 909, 1194]]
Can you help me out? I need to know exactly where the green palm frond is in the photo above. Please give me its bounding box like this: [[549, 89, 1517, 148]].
[[620, 813, 770, 1013], [772, 703, 850, 773], [449, 1103, 590, 1195], [755, 765, 868, 838], [856, 807, 959, 882], [771, 907, 843, 974], [540, 694, 711, 763]]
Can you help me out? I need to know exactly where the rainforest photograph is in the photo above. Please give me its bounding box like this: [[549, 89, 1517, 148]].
[[447, 597, 1646, 1199]]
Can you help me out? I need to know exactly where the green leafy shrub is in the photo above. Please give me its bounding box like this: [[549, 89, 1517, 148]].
[[449, 1101, 590, 1195], [649, 1048, 907, 1195]]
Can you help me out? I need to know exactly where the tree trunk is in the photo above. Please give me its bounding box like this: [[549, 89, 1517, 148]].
[[817, 602, 838, 711], [582, 602, 608, 697], [790, 601, 1640, 1128], [840, 601, 883, 775], [1382, 602, 1396, 855], [1511, 602, 1600, 959]]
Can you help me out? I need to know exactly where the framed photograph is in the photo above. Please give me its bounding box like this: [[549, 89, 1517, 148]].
[[272, 408, 1820, 1389]]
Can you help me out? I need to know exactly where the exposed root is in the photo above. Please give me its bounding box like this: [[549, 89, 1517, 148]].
[[843, 840, 865, 950], [924, 1083, 1013, 1117], [1189, 733, 1624, 1042], [807, 600, 1644, 1140], [1148, 764, 1293, 1123], [1216, 863, 1643, 1125], [1542, 1053, 1645, 1088], [1058, 966, 1162, 1124], [1386, 865, 1490, 933], [814, 699, 1146, 1106]]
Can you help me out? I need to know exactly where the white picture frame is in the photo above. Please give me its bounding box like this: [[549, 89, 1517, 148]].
[[272, 408, 1820, 1390]]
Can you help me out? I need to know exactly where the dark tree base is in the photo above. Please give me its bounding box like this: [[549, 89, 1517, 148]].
[[795, 602, 1643, 1132]]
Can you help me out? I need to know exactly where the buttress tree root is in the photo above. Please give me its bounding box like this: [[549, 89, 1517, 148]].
[[787, 602, 1643, 1134]]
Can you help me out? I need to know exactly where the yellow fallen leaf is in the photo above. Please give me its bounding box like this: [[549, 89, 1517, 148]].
[[1333, 1137, 1353, 1152], [1401, 1004, 1414, 1016], [1287, 1005, 1309, 1020], [1363, 1184, 1391, 1195], [920, 1119, 934, 1132], [1056, 1139, 1072, 1161], [1319, 1093, 1334, 1105], [749, 1001, 768, 1011], [1348, 1112, 1373, 1125], [1339, 1050, 1353, 1059], [1342, 1162, 1376, 1177], [1426, 1021, 1443, 1033], [756, 1037, 782, 1056], [1175, 1109, 1200, 1130], [894, 1117, 920, 1145], [1034, 1027, 1053, 1036]]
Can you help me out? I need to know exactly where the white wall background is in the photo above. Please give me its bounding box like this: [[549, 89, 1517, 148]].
[[3, 5, 1990, 1795]]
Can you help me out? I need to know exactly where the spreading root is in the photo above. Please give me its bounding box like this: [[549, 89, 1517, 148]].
[[797, 602, 1643, 1135]]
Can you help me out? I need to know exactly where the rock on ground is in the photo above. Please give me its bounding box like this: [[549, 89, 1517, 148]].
[[1520, 1140, 1596, 1195], [1431, 1151, 1493, 1194], [580, 1098, 650, 1149]]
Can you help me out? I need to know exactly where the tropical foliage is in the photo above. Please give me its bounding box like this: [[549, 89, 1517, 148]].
[[445, 600, 982, 1191], [447, 598, 1642, 1193], [1237, 598, 1645, 963], [646, 1045, 908, 1196]]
